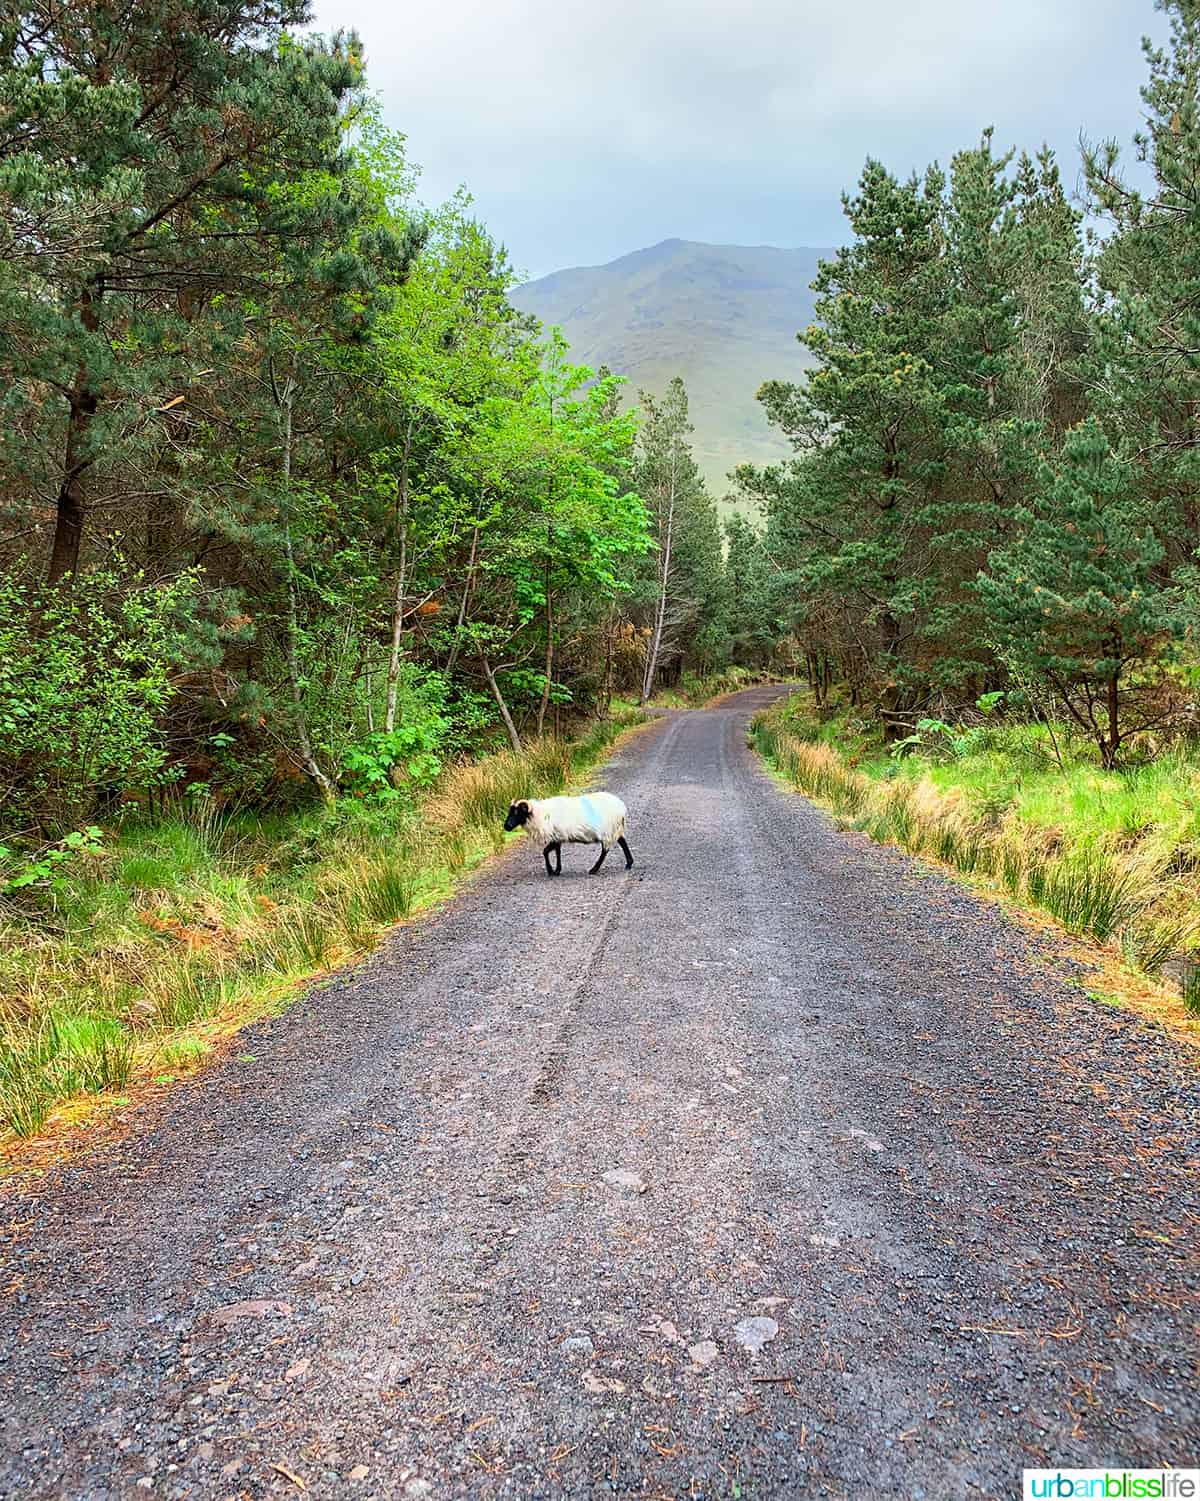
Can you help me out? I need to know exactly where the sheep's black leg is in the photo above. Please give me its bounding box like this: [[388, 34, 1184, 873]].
[[554, 842, 562, 875], [618, 836, 633, 869], [588, 843, 608, 875], [544, 843, 561, 878]]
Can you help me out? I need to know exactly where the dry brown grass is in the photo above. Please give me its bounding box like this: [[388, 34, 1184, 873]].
[[752, 704, 1200, 1052]]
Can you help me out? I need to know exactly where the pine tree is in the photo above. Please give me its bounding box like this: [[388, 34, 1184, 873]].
[[979, 419, 1178, 767], [2, 2, 368, 584], [637, 377, 694, 703], [757, 159, 949, 730], [1084, 0, 1200, 575]]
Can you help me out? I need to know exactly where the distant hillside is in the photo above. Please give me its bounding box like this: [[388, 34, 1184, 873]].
[[511, 238, 829, 500]]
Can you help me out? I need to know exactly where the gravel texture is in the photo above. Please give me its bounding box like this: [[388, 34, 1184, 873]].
[[1, 685, 1198, 1499]]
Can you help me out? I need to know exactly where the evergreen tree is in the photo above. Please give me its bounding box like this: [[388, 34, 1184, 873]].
[[1, 2, 370, 584], [1085, 0, 1200, 574], [637, 378, 690, 703], [757, 159, 949, 730], [979, 419, 1179, 767]]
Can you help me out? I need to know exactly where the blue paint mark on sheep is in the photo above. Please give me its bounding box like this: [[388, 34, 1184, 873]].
[[578, 794, 605, 838]]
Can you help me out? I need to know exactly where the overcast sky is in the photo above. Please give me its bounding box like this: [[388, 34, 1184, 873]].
[[312, 0, 1168, 281]]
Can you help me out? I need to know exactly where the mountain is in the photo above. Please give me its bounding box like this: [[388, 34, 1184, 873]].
[[510, 238, 829, 500]]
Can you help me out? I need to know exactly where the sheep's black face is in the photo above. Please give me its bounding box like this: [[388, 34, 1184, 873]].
[[503, 801, 530, 832]]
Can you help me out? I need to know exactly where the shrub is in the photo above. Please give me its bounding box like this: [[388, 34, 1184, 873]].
[[0, 565, 199, 830]]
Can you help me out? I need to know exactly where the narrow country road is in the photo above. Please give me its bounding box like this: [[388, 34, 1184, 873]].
[[2, 686, 1197, 1500]]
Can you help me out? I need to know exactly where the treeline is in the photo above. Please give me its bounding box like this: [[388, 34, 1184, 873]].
[[738, 0, 1200, 768], [0, 3, 734, 840]]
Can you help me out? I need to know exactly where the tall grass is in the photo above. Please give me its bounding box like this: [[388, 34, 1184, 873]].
[[752, 699, 1200, 983], [0, 711, 641, 1141]]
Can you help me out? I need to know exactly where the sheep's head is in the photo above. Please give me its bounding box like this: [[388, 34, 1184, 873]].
[[503, 799, 532, 832]]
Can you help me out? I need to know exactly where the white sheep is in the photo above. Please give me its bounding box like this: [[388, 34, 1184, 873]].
[[503, 792, 633, 877]]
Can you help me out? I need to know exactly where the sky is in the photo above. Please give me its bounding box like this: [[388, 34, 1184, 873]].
[[312, 0, 1169, 282]]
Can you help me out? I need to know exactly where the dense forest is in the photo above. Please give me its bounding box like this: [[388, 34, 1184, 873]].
[[7, 1, 1197, 860], [0, 1, 733, 855], [738, 0, 1200, 772]]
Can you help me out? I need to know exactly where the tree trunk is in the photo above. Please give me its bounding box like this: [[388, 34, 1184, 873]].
[[480, 654, 522, 753], [878, 604, 905, 741], [601, 600, 616, 715], [1102, 669, 1121, 770], [278, 372, 335, 804], [47, 289, 102, 585], [536, 572, 553, 738], [876, 444, 906, 740], [445, 523, 480, 675], [384, 423, 413, 734], [640, 443, 678, 705]]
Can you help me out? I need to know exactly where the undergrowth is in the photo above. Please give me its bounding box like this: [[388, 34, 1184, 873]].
[[0, 712, 642, 1141], [649, 665, 778, 709], [752, 694, 1200, 993]]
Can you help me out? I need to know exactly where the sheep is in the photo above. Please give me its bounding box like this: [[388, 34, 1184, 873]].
[[503, 792, 633, 877]]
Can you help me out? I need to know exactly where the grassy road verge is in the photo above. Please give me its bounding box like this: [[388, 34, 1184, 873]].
[[752, 693, 1200, 1042], [0, 712, 646, 1147]]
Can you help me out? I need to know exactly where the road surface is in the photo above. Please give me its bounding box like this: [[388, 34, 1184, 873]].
[[1, 686, 1197, 1499]]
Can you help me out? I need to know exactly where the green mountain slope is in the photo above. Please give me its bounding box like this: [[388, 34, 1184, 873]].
[[511, 238, 828, 499]]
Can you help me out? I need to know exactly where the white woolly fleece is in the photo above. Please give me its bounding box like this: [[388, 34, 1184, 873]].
[[526, 792, 627, 846]]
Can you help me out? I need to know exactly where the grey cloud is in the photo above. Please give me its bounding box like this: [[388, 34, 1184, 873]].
[[313, 0, 1169, 276]]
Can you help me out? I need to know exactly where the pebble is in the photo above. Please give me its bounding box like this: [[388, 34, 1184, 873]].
[[733, 1316, 779, 1353], [602, 1169, 647, 1194]]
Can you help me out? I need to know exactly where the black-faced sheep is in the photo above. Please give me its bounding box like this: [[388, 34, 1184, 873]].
[[503, 792, 633, 877]]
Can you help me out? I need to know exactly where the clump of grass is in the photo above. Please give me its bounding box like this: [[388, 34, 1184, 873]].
[[51, 1013, 135, 1094], [1027, 851, 1148, 940], [0, 1026, 57, 1138], [119, 854, 179, 892], [150, 962, 227, 1030], [1121, 915, 1196, 974], [156, 1034, 209, 1072], [346, 854, 417, 929], [0, 1011, 135, 1138]]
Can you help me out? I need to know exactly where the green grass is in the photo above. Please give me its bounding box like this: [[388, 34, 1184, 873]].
[[752, 693, 1200, 992], [0, 709, 644, 1142], [650, 665, 781, 709]]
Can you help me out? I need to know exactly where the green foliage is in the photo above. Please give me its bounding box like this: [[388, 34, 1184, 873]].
[[0, 13, 674, 833], [746, 133, 1089, 726], [979, 418, 1180, 766], [0, 566, 199, 827], [0, 827, 103, 899], [633, 377, 721, 699], [343, 727, 444, 802]]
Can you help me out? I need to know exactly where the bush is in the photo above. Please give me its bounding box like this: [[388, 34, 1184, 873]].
[[0, 565, 199, 831]]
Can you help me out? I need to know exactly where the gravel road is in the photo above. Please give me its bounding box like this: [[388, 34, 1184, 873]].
[[2, 685, 1198, 1500]]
